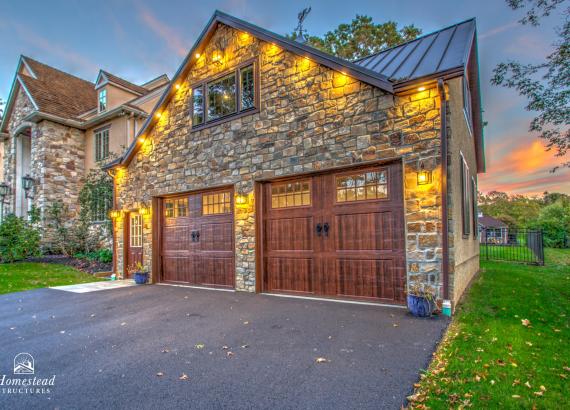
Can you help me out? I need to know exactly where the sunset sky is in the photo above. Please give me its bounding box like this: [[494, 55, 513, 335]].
[[0, 0, 568, 196]]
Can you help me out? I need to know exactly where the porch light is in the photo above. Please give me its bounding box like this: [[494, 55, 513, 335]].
[[417, 86, 426, 92], [212, 51, 223, 65], [155, 112, 162, 119], [139, 205, 150, 216], [235, 193, 249, 207], [417, 162, 432, 186], [22, 175, 34, 198], [109, 209, 122, 219], [195, 53, 201, 59], [0, 182, 9, 199], [175, 84, 181, 90]]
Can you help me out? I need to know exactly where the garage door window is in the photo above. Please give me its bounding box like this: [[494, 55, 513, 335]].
[[130, 214, 142, 248], [271, 181, 311, 208], [164, 198, 188, 218], [336, 171, 387, 202], [203, 192, 231, 215]]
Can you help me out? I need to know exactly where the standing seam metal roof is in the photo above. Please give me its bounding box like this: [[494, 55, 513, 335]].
[[354, 19, 476, 83]]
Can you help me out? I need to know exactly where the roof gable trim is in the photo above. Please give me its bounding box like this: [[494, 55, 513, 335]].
[[109, 10, 396, 170]]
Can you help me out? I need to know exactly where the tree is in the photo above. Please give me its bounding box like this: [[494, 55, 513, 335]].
[[289, 15, 422, 61], [532, 201, 570, 247], [491, 0, 570, 169]]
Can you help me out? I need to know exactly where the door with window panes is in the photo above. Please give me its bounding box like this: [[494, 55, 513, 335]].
[[160, 188, 235, 288], [262, 163, 406, 303], [126, 213, 143, 277]]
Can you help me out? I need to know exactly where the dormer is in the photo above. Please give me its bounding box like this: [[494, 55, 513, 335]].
[[94, 70, 148, 113]]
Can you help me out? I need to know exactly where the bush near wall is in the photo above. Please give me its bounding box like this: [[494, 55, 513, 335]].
[[0, 213, 41, 263]]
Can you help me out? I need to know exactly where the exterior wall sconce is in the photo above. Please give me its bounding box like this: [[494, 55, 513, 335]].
[[235, 193, 249, 207], [417, 163, 432, 186], [212, 51, 224, 66], [109, 209, 123, 220], [22, 175, 34, 199], [139, 204, 151, 216], [0, 182, 9, 223]]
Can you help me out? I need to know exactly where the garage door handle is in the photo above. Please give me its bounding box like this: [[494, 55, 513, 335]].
[[196, 231, 200, 241], [316, 223, 323, 236], [191, 231, 200, 242], [323, 223, 330, 237]]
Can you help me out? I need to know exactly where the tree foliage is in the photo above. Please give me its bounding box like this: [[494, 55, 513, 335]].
[[288, 15, 422, 61], [492, 0, 570, 169], [479, 190, 570, 247]]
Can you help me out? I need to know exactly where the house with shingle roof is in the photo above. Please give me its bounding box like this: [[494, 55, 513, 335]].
[[0, 56, 168, 247]]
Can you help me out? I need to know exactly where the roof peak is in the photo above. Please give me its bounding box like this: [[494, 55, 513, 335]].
[[353, 17, 476, 64]]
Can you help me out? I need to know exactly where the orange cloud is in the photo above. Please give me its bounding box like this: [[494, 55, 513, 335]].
[[480, 137, 570, 196]]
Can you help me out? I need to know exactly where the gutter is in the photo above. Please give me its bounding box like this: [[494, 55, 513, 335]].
[[438, 78, 450, 301], [21, 105, 148, 131]]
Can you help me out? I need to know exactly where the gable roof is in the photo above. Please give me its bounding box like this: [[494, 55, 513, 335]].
[[478, 216, 508, 229], [354, 19, 476, 84], [19, 57, 97, 120], [96, 70, 149, 95], [108, 11, 482, 171]]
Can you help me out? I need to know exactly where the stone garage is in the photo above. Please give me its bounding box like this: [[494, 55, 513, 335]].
[[106, 11, 484, 308]]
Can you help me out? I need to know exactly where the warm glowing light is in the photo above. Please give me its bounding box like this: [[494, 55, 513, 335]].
[[417, 86, 426, 92], [155, 112, 162, 119], [333, 72, 349, 87], [238, 32, 251, 44], [417, 163, 432, 186], [139, 137, 146, 144], [139, 205, 150, 216], [109, 209, 123, 220], [235, 193, 249, 207], [175, 83, 181, 90], [195, 53, 201, 58], [212, 51, 223, 65]]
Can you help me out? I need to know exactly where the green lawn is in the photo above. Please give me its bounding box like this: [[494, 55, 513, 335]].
[[409, 249, 570, 409], [0, 262, 104, 294]]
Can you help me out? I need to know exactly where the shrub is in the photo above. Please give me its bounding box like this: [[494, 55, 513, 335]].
[[532, 202, 570, 248], [0, 214, 41, 263]]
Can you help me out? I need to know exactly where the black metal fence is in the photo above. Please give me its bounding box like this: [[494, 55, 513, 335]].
[[479, 228, 544, 265]]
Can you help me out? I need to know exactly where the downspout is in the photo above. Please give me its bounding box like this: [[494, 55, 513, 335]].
[[438, 78, 450, 301]]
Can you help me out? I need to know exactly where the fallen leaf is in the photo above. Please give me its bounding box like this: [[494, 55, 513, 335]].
[[564, 366, 570, 372], [156, 372, 164, 377], [512, 379, 520, 386], [475, 375, 481, 382], [540, 385, 546, 391], [533, 391, 543, 397], [512, 395, 521, 399], [179, 373, 189, 380], [315, 357, 329, 364], [521, 319, 530, 327], [195, 343, 205, 349], [525, 381, 532, 389], [161, 349, 170, 353], [240, 344, 249, 349], [227, 351, 235, 358], [490, 380, 495, 385], [222, 345, 229, 350], [526, 341, 533, 346], [393, 323, 399, 327], [121, 322, 127, 326], [243, 321, 249, 325]]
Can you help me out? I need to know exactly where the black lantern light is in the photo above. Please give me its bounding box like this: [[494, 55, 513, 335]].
[[22, 175, 34, 198], [417, 162, 432, 186], [0, 182, 9, 200]]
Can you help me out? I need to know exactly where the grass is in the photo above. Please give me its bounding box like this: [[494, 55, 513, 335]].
[[409, 249, 570, 409], [0, 262, 105, 294]]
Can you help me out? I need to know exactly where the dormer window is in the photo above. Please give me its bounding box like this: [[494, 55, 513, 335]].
[[98, 89, 107, 112]]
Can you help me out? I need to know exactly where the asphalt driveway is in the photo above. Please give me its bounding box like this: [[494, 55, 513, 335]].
[[0, 285, 448, 409]]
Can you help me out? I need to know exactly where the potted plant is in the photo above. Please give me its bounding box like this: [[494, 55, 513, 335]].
[[407, 283, 436, 317], [128, 262, 149, 285]]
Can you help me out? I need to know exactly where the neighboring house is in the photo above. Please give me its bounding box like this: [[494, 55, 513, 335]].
[[0, 56, 168, 246], [478, 214, 509, 244], [104, 11, 485, 309]]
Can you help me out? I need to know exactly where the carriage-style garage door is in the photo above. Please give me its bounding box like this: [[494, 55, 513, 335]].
[[261, 163, 406, 304], [160, 187, 234, 289]]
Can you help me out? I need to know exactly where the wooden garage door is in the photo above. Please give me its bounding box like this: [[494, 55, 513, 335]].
[[161, 188, 234, 288], [262, 163, 406, 303]]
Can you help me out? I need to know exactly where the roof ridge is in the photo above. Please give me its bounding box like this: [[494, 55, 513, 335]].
[[352, 17, 476, 63], [21, 55, 95, 86]]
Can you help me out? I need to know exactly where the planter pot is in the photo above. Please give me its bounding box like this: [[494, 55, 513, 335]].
[[407, 295, 435, 317], [134, 272, 149, 285]]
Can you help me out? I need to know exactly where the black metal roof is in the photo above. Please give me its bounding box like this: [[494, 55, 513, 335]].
[[354, 19, 476, 83]]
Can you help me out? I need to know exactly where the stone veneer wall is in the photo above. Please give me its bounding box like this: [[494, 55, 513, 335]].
[[2, 89, 35, 214], [3, 88, 86, 248], [114, 24, 444, 296]]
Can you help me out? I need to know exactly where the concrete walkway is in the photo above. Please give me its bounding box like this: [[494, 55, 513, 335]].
[[50, 279, 136, 293]]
